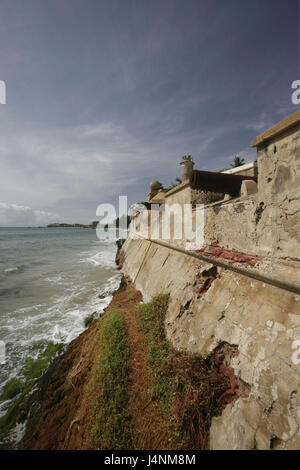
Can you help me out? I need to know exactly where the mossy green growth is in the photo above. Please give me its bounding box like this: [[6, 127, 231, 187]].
[[0, 378, 23, 402], [84, 312, 96, 328], [0, 341, 64, 449], [21, 342, 64, 382], [87, 310, 130, 450]]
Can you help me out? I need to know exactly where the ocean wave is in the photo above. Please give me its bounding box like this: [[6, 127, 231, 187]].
[[80, 249, 116, 268], [43, 274, 66, 285], [0, 273, 121, 348]]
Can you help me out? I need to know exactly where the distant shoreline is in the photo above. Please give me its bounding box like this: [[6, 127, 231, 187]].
[[47, 223, 98, 229]]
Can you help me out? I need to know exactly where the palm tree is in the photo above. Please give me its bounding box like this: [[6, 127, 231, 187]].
[[231, 156, 245, 168]]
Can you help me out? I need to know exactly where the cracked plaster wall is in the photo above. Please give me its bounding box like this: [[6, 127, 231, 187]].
[[161, 127, 300, 259], [198, 127, 300, 259], [120, 237, 300, 449]]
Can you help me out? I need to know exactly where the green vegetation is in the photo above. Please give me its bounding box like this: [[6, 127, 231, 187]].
[[0, 378, 22, 402], [21, 342, 63, 383], [0, 341, 64, 449], [84, 312, 97, 328], [135, 295, 228, 450], [87, 310, 130, 450], [231, 155, 245, 168], [163, 177, 182, 193], [135, 295, 173, 407], [219, 155, 246, 172], [98, 289, 118, 300]]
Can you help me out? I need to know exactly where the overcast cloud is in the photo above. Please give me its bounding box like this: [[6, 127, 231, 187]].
[[0, 0, 298, 225]]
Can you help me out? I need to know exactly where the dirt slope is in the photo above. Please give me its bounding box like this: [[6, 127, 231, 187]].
[[22, 280, 170, 450]]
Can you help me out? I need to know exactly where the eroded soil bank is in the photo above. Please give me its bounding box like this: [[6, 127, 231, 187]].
[[20, 276, 231, 450], [21, 279, 172, 449]]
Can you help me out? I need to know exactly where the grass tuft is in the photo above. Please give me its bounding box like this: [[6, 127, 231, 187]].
[[135, 295, 229, 450], [87, 310, 130, 450]]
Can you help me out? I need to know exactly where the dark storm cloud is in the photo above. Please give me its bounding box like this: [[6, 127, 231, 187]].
[[0, 0, 298, 224]]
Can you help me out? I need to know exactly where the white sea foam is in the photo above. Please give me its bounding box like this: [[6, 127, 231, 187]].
[[0, 228, 121, 431], [44, 274, 66, 284], [3, 266, 24, 274]]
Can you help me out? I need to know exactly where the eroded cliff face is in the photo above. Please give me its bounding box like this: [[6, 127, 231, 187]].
[[21, 277, 233, 451], [21, 318, 100, 450], [119, 237, 300, 450]]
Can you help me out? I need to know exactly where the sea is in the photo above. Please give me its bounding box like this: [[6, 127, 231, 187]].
[[0, 226, 122, 422]]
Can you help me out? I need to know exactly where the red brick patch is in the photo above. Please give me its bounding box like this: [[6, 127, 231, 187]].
[[195, 277, 214, 296], [196, 244, 261, 267]]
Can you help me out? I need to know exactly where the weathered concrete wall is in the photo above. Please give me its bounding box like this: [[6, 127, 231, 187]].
[[148, 124, 299, 259], [200, 196, 260, 255], [198, 191, 300, 259], [131, 187, 299, 259], [164, 183, 191, 206], [120, 237, 300, 450], [152, 123, 300, 259], [255, 125, 300, 259], [186, 122, 300, 259]]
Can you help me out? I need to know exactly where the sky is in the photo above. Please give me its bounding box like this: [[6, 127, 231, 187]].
[[0, 0, 299, 225]]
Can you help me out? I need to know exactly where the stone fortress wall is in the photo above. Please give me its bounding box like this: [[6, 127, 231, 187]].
[[120, 111, 300, 449], [137, 111, 300, 260]]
